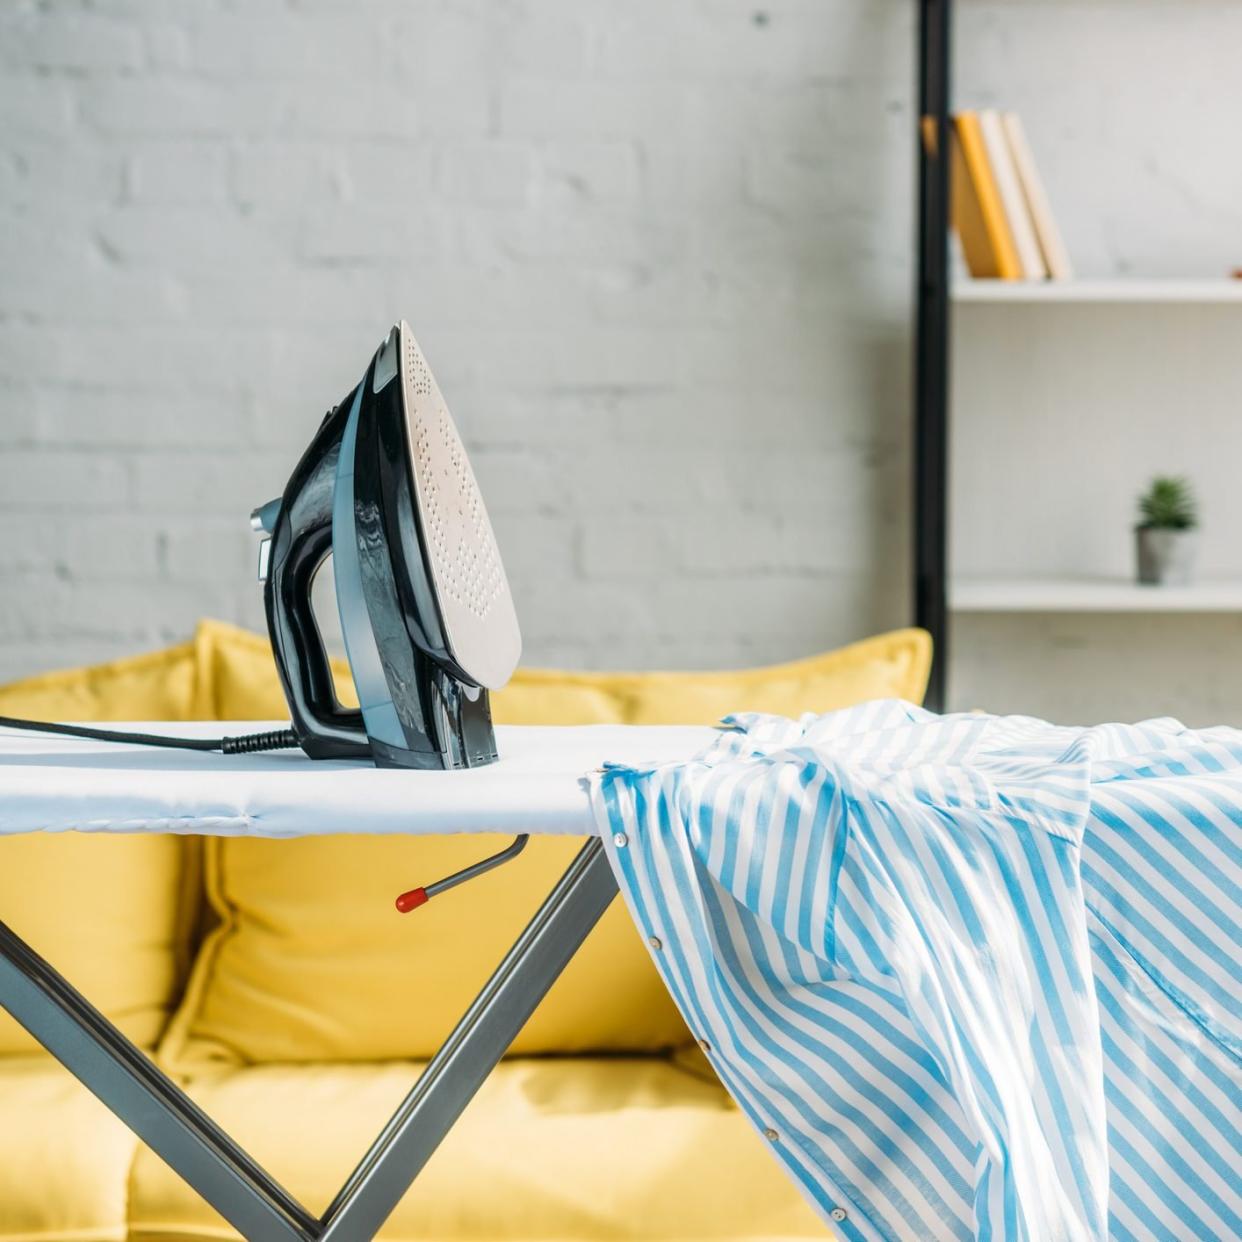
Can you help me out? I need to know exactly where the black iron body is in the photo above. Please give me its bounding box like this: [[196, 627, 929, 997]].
[[263, 352, 497, 769], [264, 394, 369, 760]]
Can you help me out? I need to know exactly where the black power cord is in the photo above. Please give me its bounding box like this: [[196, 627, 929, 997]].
[[0, 716, 298, 755]]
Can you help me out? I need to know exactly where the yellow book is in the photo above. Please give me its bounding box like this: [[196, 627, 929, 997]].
[[952, 111, 1022, 280]]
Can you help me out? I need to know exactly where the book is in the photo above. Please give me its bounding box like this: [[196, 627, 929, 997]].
[[951, 112, 1022, 280], [979, 109, 1046, 279], [1001, 112, 1073, 280]]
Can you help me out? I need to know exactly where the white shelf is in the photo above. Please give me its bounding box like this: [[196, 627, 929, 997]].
[[953, 279, 1242, 304], [951, 576, 1242, 613]]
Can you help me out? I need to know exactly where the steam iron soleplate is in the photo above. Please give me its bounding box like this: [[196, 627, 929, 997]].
[[393, 323, 520, 691], [257, 322, 521, 770]]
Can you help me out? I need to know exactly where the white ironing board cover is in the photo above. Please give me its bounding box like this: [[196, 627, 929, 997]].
[[0, 722, 715, 838]]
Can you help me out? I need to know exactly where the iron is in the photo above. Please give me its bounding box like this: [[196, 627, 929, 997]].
[[252, 322, 521, 769]]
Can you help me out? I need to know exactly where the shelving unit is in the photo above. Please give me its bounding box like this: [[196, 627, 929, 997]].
[[912, 1, 1241, 716], [954, 280, 1242, 305], [951, 577, 1242, 614]]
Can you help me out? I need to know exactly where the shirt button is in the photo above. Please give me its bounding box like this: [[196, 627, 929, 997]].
[[648, 935, 662, 951], [613, 832, 628, 848], [830, 1207, 847, 1222], [763, 1127, 779, 1142], [697, 1038, 711, 1053]]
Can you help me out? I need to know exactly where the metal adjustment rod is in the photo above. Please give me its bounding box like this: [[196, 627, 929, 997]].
[[395, 834, 529, 912]]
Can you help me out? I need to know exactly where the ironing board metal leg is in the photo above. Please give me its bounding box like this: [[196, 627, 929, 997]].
[[0, 918, 317, 1242], [318, 836, 618, 1242], [0, 838, 617, 1242]]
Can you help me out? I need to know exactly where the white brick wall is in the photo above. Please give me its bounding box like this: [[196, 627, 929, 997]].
[[1, 1, 1235, 703], [0, 0, 915, 681]]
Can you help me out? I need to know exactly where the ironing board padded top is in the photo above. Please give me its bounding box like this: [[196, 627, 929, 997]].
[[0, 722, 716, 839]]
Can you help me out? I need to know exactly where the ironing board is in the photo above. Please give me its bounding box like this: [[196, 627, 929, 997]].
[[0, 721, 715, 1242]]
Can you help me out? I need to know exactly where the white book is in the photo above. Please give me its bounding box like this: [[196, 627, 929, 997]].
[[978, 109, 1046, 280], [1002, 111, 1074, 281]]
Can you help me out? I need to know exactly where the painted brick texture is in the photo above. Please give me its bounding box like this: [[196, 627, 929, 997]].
[[0, 0, 915, 681]]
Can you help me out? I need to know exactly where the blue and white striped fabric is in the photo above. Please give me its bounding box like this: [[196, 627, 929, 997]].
[[589, 701, 1241, 1242]]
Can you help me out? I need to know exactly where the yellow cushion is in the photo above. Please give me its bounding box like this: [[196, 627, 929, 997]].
[[127, 1058, 827, 1241], [0, 639, 199, 724], [499, 629, 930, 725], [159, 831, 689, 1068], [0, 1056, 139, 1242], [190, 617, 931, 726], [162, 621, 930, 1067], [187, 619, 359, 720], [0, 642, 200, 1056], [616, 630, 930, 723]]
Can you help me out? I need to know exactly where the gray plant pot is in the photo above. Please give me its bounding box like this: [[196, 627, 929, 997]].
[[1135, 527, 1198, 586]]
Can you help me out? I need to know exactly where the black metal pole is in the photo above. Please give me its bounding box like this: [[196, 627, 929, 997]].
[[914, 0, 952, 713]]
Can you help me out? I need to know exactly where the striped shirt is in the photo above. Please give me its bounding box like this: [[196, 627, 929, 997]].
[[589, 701, 1241, 1241]]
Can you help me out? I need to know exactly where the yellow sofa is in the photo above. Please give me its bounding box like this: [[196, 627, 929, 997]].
[[0, 621, 931, 1242]]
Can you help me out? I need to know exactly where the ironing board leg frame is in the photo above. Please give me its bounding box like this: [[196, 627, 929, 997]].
[[0, 918, 315, 1242], [0, 837, 618, 1242], [319, 836, 618, 1238]]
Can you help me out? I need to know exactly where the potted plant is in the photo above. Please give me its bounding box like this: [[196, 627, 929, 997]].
[[1135, 475, 1198, 585]]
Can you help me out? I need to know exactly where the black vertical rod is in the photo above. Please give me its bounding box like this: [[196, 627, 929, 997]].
[[914, 0, 952, 713]]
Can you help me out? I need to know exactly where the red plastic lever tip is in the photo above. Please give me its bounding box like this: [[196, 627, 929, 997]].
[[395, 887, 429, 914]]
